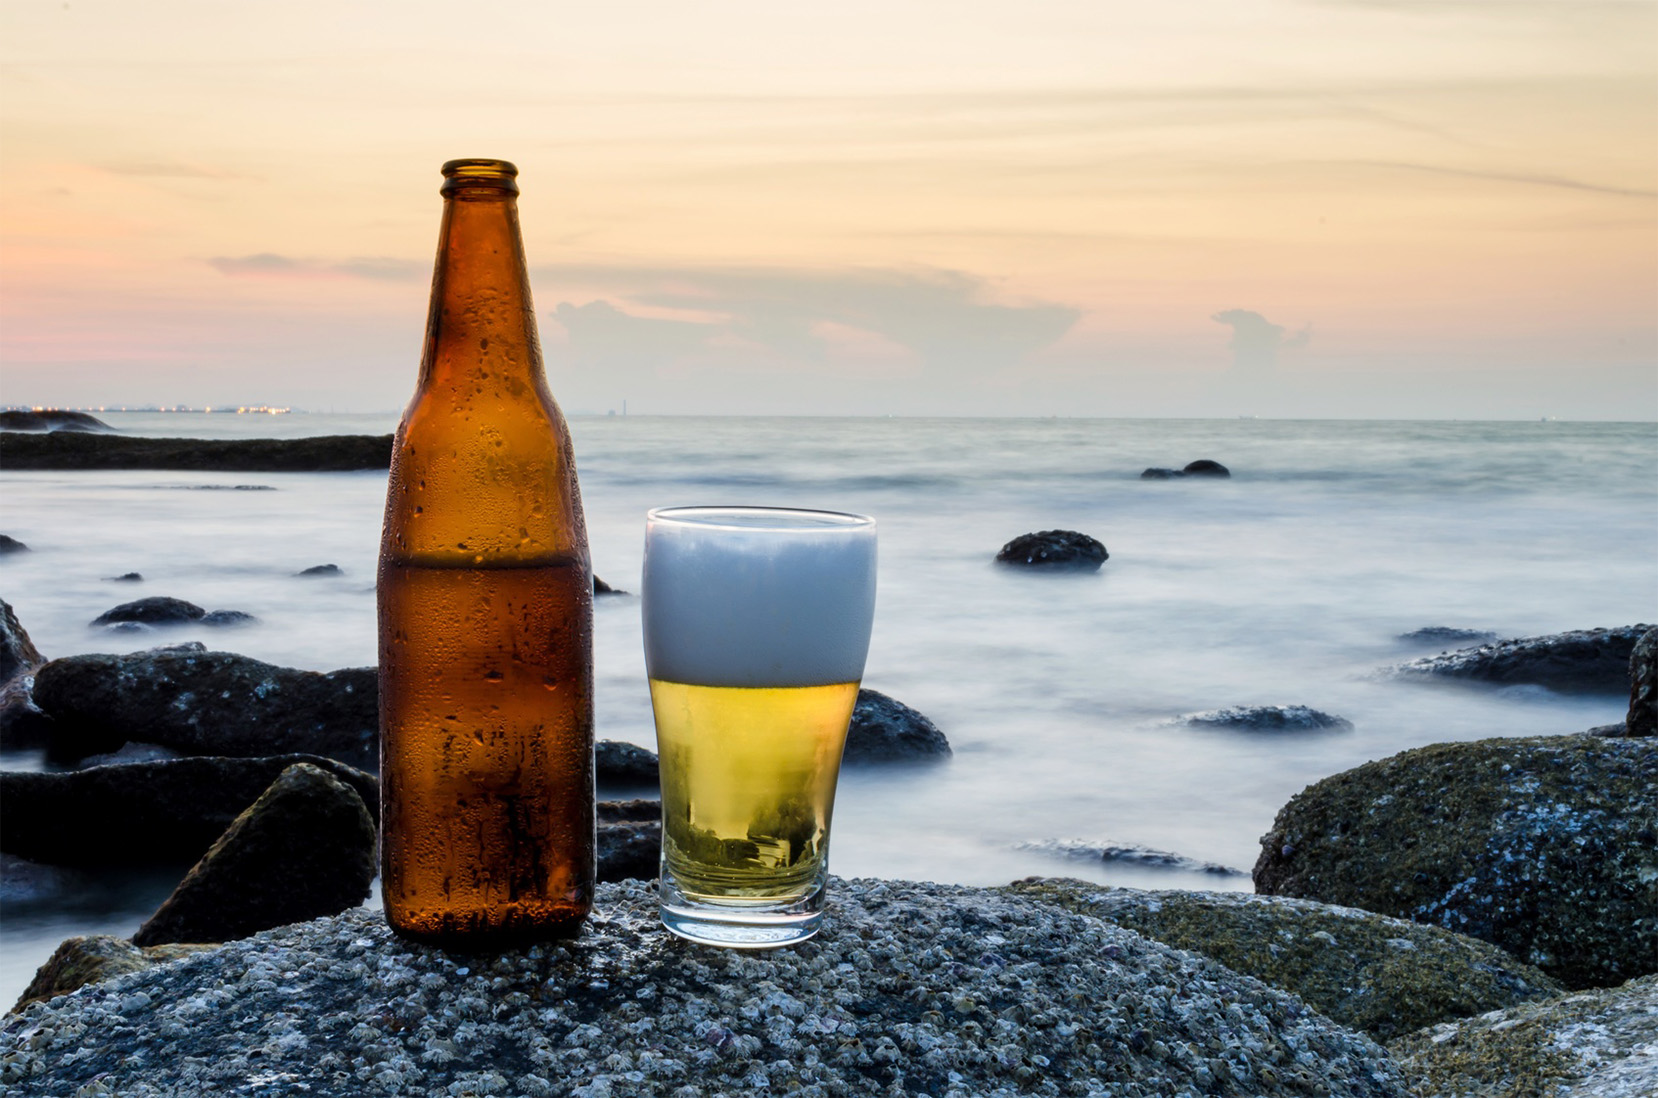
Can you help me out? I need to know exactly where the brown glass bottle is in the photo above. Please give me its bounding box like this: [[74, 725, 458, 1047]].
[[378, 158, 594, 946]]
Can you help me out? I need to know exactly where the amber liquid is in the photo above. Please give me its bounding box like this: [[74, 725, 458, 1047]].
[[379, 557, 594, 945]]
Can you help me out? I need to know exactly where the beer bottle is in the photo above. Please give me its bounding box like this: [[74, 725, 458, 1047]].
[[378, 158, 594, 945]]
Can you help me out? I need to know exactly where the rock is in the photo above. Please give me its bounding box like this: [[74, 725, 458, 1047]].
[[1397, 626, 1497, 647], [593, 574, 626, 596], [1182, 459, 1230, 477], [104, 572, 143, 582], [1390, 973, 1658, 1099], [1391, 624, 1652, 693], [597, 799, 661, 881], [1255, 733, 1658, 989], [295, 564, 342, 577], [1140, 467, 1181, 479], [0, 755, 379, 867], [1176, 705, 1353, 732], [0, 676, 54, 751], [0, 432, 394, 471], [595, 739, 659, 785], [0, 879, 1407, 1097], [0, 853, 93, 908], [1015, 839, 1242, 876], [0, 410, 112, 432], [994, 529, 1108, 570], [1010, 878, 1564, 1043], [0, 599, 43, 685], [11, 936, 210, 1015], [846, 688, 951, 763], [133, 763, 377, 947], [199, 609, 257, 626], [1627, 627, 1656, 737], [0, 535, 27, 554], [88, 597, 205, 626], [32, 650, 379, 770]]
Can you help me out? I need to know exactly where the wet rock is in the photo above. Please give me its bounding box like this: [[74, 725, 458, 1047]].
[[1016, 839, 1242, 877], [1397, 626, 1497, 647], [1391, 624, 1652, 693], [295, 564, 342, 577], [1390, 973, 1658, 1099], [593, 574, 627, 596], [995, 529, 1108, 570], [1010, 878, 1564, 1043], [1176, 705, 1353, 732], [11, 936, 210, 1015], [0, 755, 378, 867], [0, 599, 43, 685], [0, 677, 54, 751], [1140, 467, 1181, 479], [0, 432, 394, 471], [0, 535, 27, 554], [0, 409, 112, 432], [104, 572, 143, 582], [133, 763, 377, 947], [595, 739, 659, 785], [597, 799, 661, 881], [0, 853, 93, 908], [0, 879, 1407, 1098], [89, 597, 254, 628], [1255, 733, 1658, 989], [32, 650, 379, 770], [199, 609, 257, 626], [846, 688, 951, 762], [1182, 459, 1231, 477], [1626, 626, 1656, 737]]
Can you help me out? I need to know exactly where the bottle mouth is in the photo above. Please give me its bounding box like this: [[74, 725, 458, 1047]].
[[441, 159, 519, 197]]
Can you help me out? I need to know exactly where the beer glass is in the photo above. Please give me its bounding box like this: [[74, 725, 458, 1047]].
[[642, 506, 877, 947]]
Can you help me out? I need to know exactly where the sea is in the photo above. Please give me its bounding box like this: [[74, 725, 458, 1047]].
[[2, 412, 1655, 1006]]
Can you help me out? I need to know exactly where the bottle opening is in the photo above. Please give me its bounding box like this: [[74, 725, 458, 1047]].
[[441, 159, 520, 197]]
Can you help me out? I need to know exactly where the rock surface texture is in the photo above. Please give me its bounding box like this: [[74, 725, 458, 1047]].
[[597, 799, 663, 882], [0, 432, 393, 471], [132, 763, 377, 947], [1255, 733, 1658, 990], [846, 688, 952, 762], [0, 600, 43, 684], [32, 650, 379, 770], [0, 879, 1405, 1098], [1390, 973, 1658, 1099], [1009, 879, 1564, 1042], [12, 937, 211, 1014], [994, 530, 1108, 570], [1175, 706, 1352, 732], [1627, 626, 1656, 737], [1391, 624, 1652, 693]]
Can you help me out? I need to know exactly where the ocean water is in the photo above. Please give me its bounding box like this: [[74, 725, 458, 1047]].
[[2, 412, 1655, 1004]]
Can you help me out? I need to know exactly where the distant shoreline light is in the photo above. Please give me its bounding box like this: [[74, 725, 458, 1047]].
[[5, 405, 293, 415]]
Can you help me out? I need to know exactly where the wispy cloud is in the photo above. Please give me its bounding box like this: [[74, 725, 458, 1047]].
[[1346, 160, 1657, 199], [206, 254, 422, 280]]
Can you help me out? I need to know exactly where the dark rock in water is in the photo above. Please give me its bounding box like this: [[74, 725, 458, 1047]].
[[1390, 972, 1658, 1099], [104, 572, 143, 582], [1182, 459, 1230, 477], [0, 879, 1408, 1098], [0, 431, 393, 471], [1255, 733, 1658, 990], [1177, 705, 1353, 732], [11, 935, 210, 1015], [1390, 624, 1651, 693], [595, 739, 659, 785], [0, 755, 378, 867], [89, 597, 204, 626], [1, 598, 44, 684], [1017, 839, 1241, 877], [0, 853, 93, 908], [0, 535, 27, 555], [1397, 626, 1497, 647], [1626, 627, 1656, 737], [846, 688, 951, 762], [199, 609, 257, 626], [1140, 467, 1181, 479], [0, 680, 54, 751], [0, 409, 112, 433], [32, 651, 379, 770], [994, 529, 1108, 571], [1010, 878, 1564, 1043], [132, 763, 377, 947], [597, 799, 661, 881], [295, 564, 342, 577], [593, 574, 627, 596], [74, 741, 181, 767]]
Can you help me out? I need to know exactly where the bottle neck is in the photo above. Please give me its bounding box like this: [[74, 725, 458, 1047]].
[[417, 192, 545, 392]]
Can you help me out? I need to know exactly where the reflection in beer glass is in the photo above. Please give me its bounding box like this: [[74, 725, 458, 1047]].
[[642, 506, 877, 948]]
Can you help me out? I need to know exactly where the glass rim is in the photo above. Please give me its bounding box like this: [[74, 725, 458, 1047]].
[[646, 505, 874, 533]]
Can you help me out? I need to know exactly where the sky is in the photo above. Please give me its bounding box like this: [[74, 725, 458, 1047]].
[[1, 0, 1654, 418]]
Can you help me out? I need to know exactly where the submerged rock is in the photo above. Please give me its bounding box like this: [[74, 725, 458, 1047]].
[[1015, 839, 1241, 877], [0, 854, 93, 908], [133, 763, 376, 947], [295, 564, 342, 577], [88, 597, 254, 628], [0, 535, 27, 555], [1626, 626, 1656, 737], [11, 936, 211, 1015], [1010, 879, 1564, 1043], [994, 529, 1108, 570], [1176, 705, 1353, 732], [1391, 973, 1658, 1099], [1255, 733, 1658, 989], [1141, 460, 1231, 480], [1397, 626, 1497, 647], [104, 572, 144, 582], [0, 879, 1406, 1097], [0, 755, 379, 867], [845, 688, 951, 762], [32, 650, 378, 770], [1390, 624, 1652, 693]]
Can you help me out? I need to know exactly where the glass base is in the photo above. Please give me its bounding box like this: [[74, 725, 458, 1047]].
[[658, 869, 826, 949]]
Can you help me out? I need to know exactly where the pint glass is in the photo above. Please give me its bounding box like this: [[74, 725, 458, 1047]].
[[642, 506, 877, 947]]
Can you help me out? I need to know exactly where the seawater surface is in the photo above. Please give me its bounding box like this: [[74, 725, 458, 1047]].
[[2, 413, 1655, 1004]]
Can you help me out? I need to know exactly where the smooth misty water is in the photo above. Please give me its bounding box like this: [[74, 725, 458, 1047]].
[[2, 412, 1655, 1006]]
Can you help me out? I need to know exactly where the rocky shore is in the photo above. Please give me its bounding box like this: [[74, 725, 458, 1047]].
[[0, 432, 392, 471]]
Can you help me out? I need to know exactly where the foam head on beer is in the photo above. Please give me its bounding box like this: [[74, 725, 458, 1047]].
[[643, 506, 877, 689]]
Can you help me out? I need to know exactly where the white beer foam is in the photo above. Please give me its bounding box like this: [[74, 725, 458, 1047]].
[[643, 507, 877, 688]]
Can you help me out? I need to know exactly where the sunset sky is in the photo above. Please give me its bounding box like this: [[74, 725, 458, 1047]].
[[2, 0, 1654, 417]]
